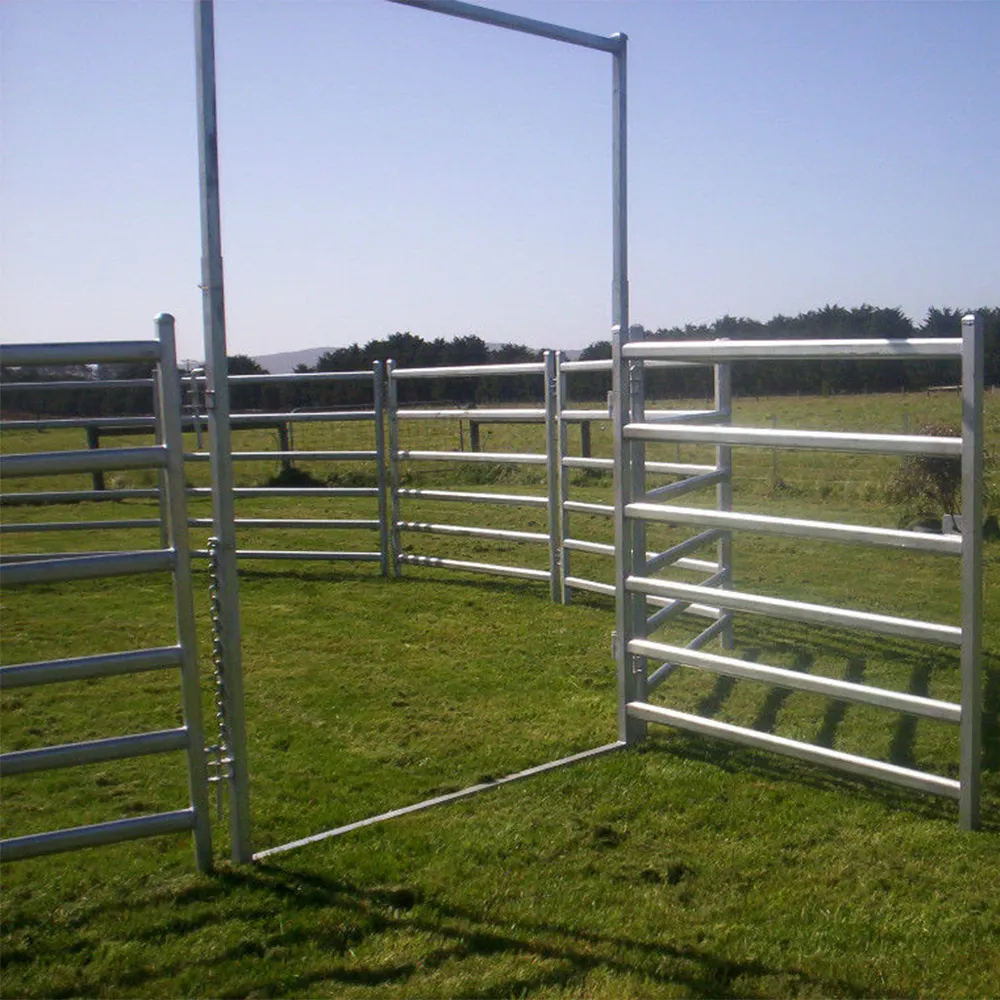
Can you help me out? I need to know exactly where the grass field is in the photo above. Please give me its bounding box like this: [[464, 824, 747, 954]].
[[1, 390, 998, 998]]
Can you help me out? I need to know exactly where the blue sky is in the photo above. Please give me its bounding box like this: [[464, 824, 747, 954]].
[[2, 0, 997, 363]]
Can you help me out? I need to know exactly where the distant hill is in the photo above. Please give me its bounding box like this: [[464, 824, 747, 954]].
[[255, 343, 581, 373]]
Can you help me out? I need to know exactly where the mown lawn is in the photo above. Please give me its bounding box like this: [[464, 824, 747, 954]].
[[1, 390, 998, 998]]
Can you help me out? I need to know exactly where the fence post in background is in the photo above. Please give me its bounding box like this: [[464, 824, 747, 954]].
[[386, 359, 402, 577], [276, 423, 292, 472], [714, 359, 734, 649], [959, 313, 983, 831], [155, 314, 213, 872], [556, 353, 571, 603], [469, 421, 481, 453], [544, 351, 561, 602], [85, 427, 106, 492], [580, 421, 592, 459], [373, 361, 390, 577]]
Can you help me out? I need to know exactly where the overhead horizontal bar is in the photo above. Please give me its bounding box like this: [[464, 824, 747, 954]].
[[626, 702, 961, 799], [254, 741, 626, 860], [622, 338, 963, 361], [1, 446, 167, 479], [0, 646, 183, 689], [627, 576, 961, 646], [399, 521, 549, 544], [0, 809, 196, 863], [397, 488, 548, 508], [631, 640, 961, 723], [0, 548, 174, 586], [397, 449, 548, 465], [625, 423, 961, 458], [392, 361, 545, 378], [399, 553, 550, 581], [626, 503, 962, 555], [396, 408, 546, 422], [0, 341, 162, 367], [0, 727, 189, 777], [387, 0, 623, 53]]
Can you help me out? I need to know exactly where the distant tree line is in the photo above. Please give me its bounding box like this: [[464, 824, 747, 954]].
[[3, 305, 996, 416]]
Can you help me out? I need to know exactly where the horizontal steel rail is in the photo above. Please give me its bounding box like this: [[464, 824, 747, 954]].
[[399, 521, 549, 544], [646, 617, 731, 692], [622, 338, 963, 361], [399, 553, 550, 581], [223, 550, 382, 562], [0, 519, 161, 534], [1, 341, 162, 367], [630, 639, 961, 723], [392, 361, 545, 378], [397, 449, 549, 465], [0, 416, 158, 431], [561, 456, 717, 477], [562, 576, 721, 619], [0, 549, 174, 586], [563, 500, 614, 517], [0, 646, 184, 689], [625, 423, 961, 458], [189, 517, 380, 530], [192, 370, 373, 384], [1, 378, 154, 392], [559, 358, 702, 372], [1, 489, 159, 505], [186, 450, 378, 462], [0, 728, 190, 777], [396, 407, 547, 422], [628, 576, 962, 646], [644, 569, 728, 633], [626, 503, 963, 555], [626, 702, 961, 799], [643, 470, 726, 503], [254, 740, 626, 860], [0, 809, 196, 863], [561, 537, 720, 575], [1, 446, 167, 479], [187, 487, 379, 498], [230, 410, 375, 424], [396, 487, 548, 508]]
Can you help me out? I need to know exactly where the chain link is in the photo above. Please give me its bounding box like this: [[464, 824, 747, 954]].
[[206, 536, 232, 820]]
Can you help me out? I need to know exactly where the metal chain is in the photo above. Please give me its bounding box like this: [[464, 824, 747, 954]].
[[206, 536, 232, 820]]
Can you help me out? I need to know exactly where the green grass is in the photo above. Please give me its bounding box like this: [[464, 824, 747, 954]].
[[1, 391, 999, 997]]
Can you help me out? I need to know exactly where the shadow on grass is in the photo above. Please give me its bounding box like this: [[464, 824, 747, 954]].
[[4, 864, 879, 999]]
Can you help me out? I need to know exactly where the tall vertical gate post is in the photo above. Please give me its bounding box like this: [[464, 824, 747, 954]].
[[555, 352, 572, 604], [959, 313, 984, 830], [714, 360, 735, 649], [155, 314, 214, 871], [373, 361, 391, 576], [610, 34, 646, 745], [544, 350, 562, 602], [386, 359, 402, 577], [195, 0, 252, 863]]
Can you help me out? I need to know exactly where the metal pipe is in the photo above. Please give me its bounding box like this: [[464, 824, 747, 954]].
[[396, 488, 548, 508], [563, 500, 614, 517], [395, 407, 546, 422], [195, 0, 251, 863], [0, 519, 161, 534], [0, 727, 190, 777], [0, 809, 196, 863], [642, 470, 725, 503], [714, 360, 735, 649], [227, 550, 382, 562], [399, 554, 550, 582], [0, 646, 183, 689], [391, 361, 545, 378], [0, 549, 174, 586], [386, 359, 402, 576], [622, 338, 963, 361], [0, 341, 162, 367], [626, 702, 961, 799], [1, 446, 167, 479], [544, 351, 561, 601], [399, 521, 549, 544], [959, 314, 984, 830], [186, 450, 378, 462], [191, 518, 380, 530], [625, 423, 961, 458], [627, 503, 963, 555], [230, 410, 375, 424], [386, 0, 623, 53], [0, 378, 155, 392], [644, 529, 724, 575], [373, 361, 391, 576], [187, 487, 379, 498], [1, 489, 159, 505], [397, 449, 548, 465]]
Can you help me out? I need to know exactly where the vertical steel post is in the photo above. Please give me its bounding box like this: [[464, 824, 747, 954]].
[[373, 361, 391, 577], [386, 360, 402, 577], [714, 360, 734, 649], [959, 313, 983, 830], [544, 350, 561, 602], [194, 0, 252, 863], [555, 352, 571, 603], [610, 35, 645, 744], [155, 314, 213, 872]]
